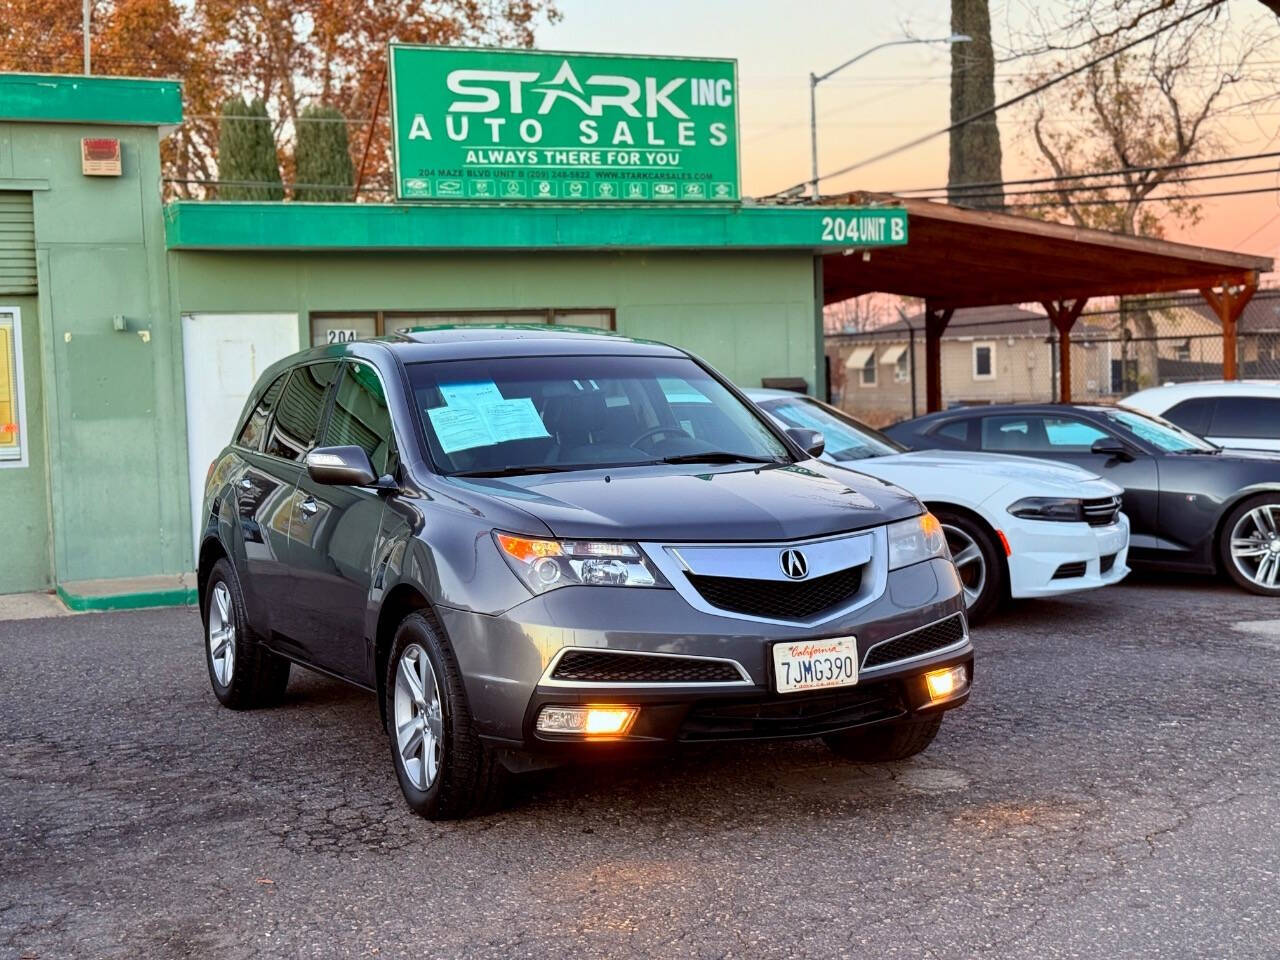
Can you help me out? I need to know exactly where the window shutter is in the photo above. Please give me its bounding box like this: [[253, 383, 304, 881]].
[[0, 193, 36, 295]]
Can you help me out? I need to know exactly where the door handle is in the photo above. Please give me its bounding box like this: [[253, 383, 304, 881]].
[[299, 497, 319, 516]]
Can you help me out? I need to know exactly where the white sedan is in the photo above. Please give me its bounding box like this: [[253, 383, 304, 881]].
[[745, 389, 1131, 622]]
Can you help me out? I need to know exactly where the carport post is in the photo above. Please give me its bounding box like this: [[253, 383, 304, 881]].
[[1199, 281, 1257, 381], [924, 304, 953, 413], [1041, 298, 1087, 404]]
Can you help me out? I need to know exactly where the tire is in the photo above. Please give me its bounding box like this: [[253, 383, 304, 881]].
[[933, 507, 1005, 624], [204, 558, 290, 710], [822, 713, 943, 763], [1219, 494, 1280, 596], [385, 611, 507, 819]]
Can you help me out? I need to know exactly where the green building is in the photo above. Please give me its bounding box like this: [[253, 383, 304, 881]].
[[0, 72, 895, 604]]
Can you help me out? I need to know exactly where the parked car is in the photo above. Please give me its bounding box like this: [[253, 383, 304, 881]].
[[1123, 381, 1280, 451], [744, 389, 1129, 622], [198, 328, 973, 819], [885, 403, 1280, 596]]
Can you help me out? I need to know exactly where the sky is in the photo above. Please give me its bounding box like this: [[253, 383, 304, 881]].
[[539, 0, 1280, 263]]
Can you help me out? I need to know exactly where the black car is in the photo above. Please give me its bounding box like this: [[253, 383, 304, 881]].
[[198, 328, 972, 819], [885, 403, 1280, 596]]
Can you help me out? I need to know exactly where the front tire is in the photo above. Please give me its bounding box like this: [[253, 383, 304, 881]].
[[1220, 494, 1280, 596], [934, 508, 1005, 624], [822, 713, 943, 762], [204, 558, 290, 709], [385, 612, 507, 819]]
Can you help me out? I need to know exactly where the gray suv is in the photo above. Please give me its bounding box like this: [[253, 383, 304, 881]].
[[198, 328, 973, 818]]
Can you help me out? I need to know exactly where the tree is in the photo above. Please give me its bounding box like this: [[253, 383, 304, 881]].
[[217, 97, 283, 201], [1016, 0, 1280, 385], [948, 0, 1005, 210], [293, 106, 354, 202]]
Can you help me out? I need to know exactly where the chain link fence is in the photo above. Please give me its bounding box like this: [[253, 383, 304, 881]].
[[826, 290, 1280, 428]]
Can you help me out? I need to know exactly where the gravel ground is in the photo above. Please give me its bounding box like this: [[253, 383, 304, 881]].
[[2, 574, 1278, 959]]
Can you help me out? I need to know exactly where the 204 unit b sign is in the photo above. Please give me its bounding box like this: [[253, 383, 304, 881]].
[[388, 45, 740, 203]]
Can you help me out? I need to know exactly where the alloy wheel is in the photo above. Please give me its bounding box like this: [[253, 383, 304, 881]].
[[393, 643, 444, 791], [942, 523, 987, 609], [1230, 503, 1280, 589], [207, 581, 236, 687]]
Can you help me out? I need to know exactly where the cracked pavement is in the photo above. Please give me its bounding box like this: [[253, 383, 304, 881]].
[[2, 573, 1278, 959]]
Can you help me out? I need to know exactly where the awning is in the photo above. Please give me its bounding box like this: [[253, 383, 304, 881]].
[[845, 346, 875, 369], [880, 343, 909, 365]]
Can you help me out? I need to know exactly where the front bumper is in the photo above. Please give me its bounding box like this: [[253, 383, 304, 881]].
[[435, 556, 971, 749], [1001, 514, 1131, 599]]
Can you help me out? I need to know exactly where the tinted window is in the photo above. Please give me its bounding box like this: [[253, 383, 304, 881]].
[[407, 354, 789, 474], [236, 371, 288, 450], [932, 419, 974, 449], [265, 361, 341, 462], [980, 415, 1107, 452], [323, 361, 395, 475], [1162, 396, 1214, 436], [1208, 397, 1280, 440]]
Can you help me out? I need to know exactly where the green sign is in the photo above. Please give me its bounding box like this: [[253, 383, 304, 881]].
[[388, 45, 740, 203]]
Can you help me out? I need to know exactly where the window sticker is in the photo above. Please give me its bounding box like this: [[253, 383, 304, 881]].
[[427, 406, 493, 453], [480, 397, 551, 442], [658, 377, 713, 404], [439, 380, 505, 407]]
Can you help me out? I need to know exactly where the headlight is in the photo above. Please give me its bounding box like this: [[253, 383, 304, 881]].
[[1007, 497, 1084, 522], [494, 532, 667, 595], [887, 512, 949, 570]]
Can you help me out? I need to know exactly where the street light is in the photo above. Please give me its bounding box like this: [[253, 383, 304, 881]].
[[809, 35, 970, 200]]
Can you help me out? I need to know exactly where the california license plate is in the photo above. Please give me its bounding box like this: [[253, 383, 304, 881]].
[[772, 637, 858, 695]]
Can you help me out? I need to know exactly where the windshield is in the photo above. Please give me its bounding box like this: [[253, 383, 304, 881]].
[[408, 354, 792, 475], [1107, 406, 1217, 453], [758, 395, 904, 461]]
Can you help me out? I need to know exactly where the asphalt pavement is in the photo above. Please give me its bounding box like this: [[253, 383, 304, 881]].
[[2, 575, 1279, 959]]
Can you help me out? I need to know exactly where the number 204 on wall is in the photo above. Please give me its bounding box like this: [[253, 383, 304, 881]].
[[818, 212, 907, 246]]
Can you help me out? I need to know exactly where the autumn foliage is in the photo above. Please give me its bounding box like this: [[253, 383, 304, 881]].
[[0, 0, 559, 197]]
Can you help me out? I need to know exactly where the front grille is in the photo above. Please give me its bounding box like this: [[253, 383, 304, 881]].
[[1052, 561, 1087, 580], [685, 565, 863, 620], [862, 614, 967, 669], [1082, 496, 1121, 526], [1100, 552, 1117, 574], [550, 650, 742, 684], [679, 682, 903, 742]]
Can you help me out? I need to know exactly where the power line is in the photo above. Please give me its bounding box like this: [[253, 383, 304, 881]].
[[906, 164, 1280, 203], [766, 0, 1228, 198], [887, 149, 1280, 195], [1001, 184, 1279, 209]]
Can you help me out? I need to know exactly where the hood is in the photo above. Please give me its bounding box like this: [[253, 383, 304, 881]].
[[1203, 447, 1280, 463], [444, 461, 922, 542], [878, 449, 1105, 486]]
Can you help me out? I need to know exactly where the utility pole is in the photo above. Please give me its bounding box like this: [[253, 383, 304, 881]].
[[83, 0, 91, 75]]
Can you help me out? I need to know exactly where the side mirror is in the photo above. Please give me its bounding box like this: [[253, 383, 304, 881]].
[[1091, 436, 1134, 461], [786, 427, 826, 458], [305, 445, 378, 486]]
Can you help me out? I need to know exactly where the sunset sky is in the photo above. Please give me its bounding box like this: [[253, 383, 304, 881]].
[[542, 0, 1280, 268]]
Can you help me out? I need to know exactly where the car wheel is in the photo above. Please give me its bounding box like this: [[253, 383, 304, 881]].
[[823, 713, 943, 762], [933, 508, 1005, 624], [1220, 494, 1280, 596], [385, 611, 507, 819], [204, 558, 290, 709]]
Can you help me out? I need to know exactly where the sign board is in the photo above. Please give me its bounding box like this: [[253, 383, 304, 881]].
[[388, 45, 740, 203], [81, 137, 122, 176]]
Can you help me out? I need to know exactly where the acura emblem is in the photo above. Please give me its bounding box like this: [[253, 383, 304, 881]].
[[780, 549, 808, 580]]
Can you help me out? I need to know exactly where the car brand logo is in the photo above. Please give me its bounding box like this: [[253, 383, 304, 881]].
[[780, 549, 808, 580]]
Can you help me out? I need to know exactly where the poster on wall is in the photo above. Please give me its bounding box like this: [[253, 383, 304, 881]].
[[388, 45, 740, 203]]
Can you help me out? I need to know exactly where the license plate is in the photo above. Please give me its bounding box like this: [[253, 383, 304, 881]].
[[772, 637, 858, 695]]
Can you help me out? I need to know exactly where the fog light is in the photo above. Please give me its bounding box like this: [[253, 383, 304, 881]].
[[925, 665, 968, 702], [536, 705, 638, 737]]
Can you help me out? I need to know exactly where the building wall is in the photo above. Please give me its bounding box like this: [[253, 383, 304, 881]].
[[3, 119, 186, 585], [168, 248, 817, 396]]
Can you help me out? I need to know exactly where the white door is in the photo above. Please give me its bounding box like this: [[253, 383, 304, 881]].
[[183, 313, 299, 562]]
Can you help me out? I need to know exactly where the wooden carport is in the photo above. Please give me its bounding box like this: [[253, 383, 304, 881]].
[[820, 193, 1274, 411]]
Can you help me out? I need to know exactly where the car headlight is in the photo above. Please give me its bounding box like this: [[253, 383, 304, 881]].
[[494, 532, 667, 595], [1007, 497, 1084, 522], [887, 512, 950, 570]]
